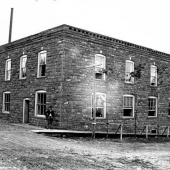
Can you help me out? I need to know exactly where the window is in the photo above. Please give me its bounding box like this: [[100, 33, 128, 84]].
[[150, 65, 157, 86], [35, 91, 46, 116], [148, 97, 157, 117], [92, 93, 106, 118], [123, 95, 134, 117], [95, 54, 105, 80], [5, 59, 11, 81], [37, 51, 47, 77], [20, 55, 27, 79], [3, 92, 10, 113], [125, 60, 134, 83], [168, 99, 170, 116]]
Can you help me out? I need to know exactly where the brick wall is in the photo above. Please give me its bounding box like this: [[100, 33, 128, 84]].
[[0, 25, 170, 132]]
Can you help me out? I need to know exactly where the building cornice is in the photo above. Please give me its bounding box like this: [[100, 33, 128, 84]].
[[0, 24, 170, 60]]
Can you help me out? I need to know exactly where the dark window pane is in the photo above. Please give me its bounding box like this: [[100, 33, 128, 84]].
[[96, 108, 104, 117], [148, 111, 155, 117], [123, 109, 132, 117], [95, 72, 102, 79], [41, 65, 46, 76]]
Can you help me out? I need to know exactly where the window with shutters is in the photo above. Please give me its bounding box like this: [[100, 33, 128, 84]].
[[20, 55, 27, 79], [3, 92, 11, 113], [91, 93, 106, 118], [125, 60, 134, 83], [37, 51, 47, 77], [123, 95, 134, 117], [5, 59, 11, 81], [35, 91, 46, 117], [95, 54, 106, 80], [148, 97, 157, 117], [150, 65, 157, 86]]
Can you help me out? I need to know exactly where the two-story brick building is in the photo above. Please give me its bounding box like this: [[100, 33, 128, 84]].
[[0, 24, 170, 132]]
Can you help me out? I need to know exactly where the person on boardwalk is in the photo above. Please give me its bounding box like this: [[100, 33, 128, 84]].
[[45, 106, 55, 129]]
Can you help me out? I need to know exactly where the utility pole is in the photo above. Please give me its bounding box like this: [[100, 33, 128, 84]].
[[8, 8, 14, 43]]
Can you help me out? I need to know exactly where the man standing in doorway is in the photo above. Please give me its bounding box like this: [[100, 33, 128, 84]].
[[45, 106, 55, 129]]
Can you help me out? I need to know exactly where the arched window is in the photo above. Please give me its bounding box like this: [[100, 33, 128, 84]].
[[37, 51, 47, 77], [20, 55, 27, 79], [5, 59, 11, 81], [35, 90, 46, 117], [95, 54, 106, 80], [3, 91, 11, 113], [123, 95, 135, 117]]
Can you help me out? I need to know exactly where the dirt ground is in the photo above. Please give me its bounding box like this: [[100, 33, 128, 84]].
[[0, 121, 170, 170]]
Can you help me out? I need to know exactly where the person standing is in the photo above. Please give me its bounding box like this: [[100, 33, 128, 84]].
[[45, 106, 55, 129]]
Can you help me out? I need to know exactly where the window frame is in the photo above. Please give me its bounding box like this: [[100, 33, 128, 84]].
[[3, 91, 11, 113], [19, 55, 27, 79], [91, 92, 106, 119], [148, 96, 157, 117], [5, 59, 11, 81], [95, 54, 106, 80], [123, 95, 135, 118], [125, 60, 134, 84], [35, 90, 46, 117], [37, 51, 47, 78], [150, 65, 157, 87]]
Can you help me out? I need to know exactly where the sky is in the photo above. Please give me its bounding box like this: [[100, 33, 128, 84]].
[[0, 0, 170, 54]]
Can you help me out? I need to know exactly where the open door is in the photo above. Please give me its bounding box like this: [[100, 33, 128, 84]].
[[23, 98, 29, 123]]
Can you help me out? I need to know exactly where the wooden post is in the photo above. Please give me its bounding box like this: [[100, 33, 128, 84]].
[[146, 125, 148, 139], [92, 122, 96, 139], [167, 126, 169, 138], [120, 124, 123, 141], [106, 122, 109, 138]]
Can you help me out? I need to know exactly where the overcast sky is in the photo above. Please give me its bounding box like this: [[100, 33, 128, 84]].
[[1, 0, 170, 54]]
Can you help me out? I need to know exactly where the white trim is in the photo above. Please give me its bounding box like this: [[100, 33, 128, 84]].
[[5, 59, 11, 81], [95, 54, 106, 80], [123, 94, 135, 118], [2, 91, 11, 113], [35, 90, 46, 117], [125, 60, 134, 84], [19, 55, 27, 79], [23, 98, 30, 123], [37, 51, 47, 78], [148, 96, 157, 117]]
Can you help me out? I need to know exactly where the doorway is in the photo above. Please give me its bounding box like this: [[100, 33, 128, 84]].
[[23, 98, 29, 123]]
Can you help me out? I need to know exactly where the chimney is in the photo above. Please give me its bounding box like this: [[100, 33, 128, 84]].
[[8, 8, 14, 43]]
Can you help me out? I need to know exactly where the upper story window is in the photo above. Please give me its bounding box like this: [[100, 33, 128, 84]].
[[148, 97, 157, 117], [95, 54, 106, 80], [37, 51, 47, 77], [3, 91, 11, 113], [123, 95, 134, 117], [5, 59, 11, 81], [91, 93, 106, 118], [35, 90, 46, 117], [150, 65, 157, 86], [125, 60, 134, 84], [20, 55, 27, 79]]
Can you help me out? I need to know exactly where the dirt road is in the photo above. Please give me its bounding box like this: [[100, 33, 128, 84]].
[[0, 121, 170, 170]]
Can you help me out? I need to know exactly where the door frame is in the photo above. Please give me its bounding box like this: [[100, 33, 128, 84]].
[[23, 98, 30, 123]]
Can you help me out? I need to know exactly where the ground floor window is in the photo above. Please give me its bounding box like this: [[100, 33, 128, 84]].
[[123, 95, 134, 117], [148, 97, 157, 117], [35, 91, 46, 116], [92, 93, 106, 118], [3, 92, 11, 113]]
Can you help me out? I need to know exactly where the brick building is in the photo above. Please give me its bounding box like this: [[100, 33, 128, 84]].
[[0, 24, 170, 132]]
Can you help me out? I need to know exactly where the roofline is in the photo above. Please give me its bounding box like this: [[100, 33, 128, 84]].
[[0, 24, 170, 58]]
